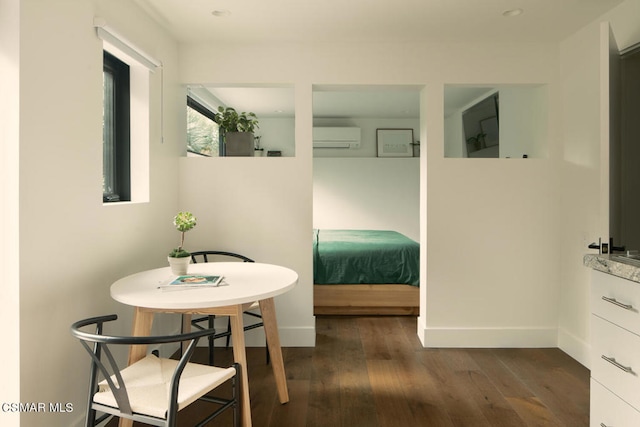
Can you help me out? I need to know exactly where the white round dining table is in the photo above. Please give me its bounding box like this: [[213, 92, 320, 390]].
[[111, 262, 298, 309], [110, 262, 299, 427]]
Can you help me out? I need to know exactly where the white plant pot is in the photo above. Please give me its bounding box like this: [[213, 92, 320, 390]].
[[168, 256, 190, 276]]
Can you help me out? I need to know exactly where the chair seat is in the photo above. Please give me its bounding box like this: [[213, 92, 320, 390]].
[[94, 355, 236, 419], [243, 301, 259, 311]]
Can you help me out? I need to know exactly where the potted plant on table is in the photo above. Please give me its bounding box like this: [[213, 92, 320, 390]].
[[216, 106, 259, 156], [168, 211, 197, 275]]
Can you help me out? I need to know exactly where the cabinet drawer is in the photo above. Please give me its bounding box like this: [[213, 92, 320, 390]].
[[591, 378, 640, 427], [591, 270, 640, 335], [591, 314, 640, 409]]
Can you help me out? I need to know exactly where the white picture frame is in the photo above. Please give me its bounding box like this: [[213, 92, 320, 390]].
[[376, 128, 414, 157]]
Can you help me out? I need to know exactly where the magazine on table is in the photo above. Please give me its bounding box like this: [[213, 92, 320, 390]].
[[158, 275, 224, 290]]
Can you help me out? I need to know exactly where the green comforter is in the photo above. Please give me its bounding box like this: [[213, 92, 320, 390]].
[[313, 229, 420, 286]]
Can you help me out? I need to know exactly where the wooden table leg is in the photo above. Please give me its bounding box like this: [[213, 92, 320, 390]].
[[259, 298, 289, 403], [227, 305, 252, 427], [120, 307, 155, 427]]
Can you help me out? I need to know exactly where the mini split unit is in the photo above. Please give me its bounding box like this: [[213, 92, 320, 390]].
[[312, 127, 361, 149]]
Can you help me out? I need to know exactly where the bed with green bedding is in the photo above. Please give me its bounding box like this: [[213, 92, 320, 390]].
[[313, 229, 420, 285], [313, 229, 420, 315]]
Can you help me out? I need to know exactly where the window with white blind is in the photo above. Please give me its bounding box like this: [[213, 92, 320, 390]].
[[96, 18, 157, 204]]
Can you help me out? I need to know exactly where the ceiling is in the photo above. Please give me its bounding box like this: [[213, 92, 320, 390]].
[[135, 0, 622, 45], [161, 0, 622, 119]]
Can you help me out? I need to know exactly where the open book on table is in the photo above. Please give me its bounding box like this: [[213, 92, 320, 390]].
[[158, 275, 224, 290]]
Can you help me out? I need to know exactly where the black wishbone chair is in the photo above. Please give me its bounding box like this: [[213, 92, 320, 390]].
[[187, 250, 268, 366], [71, 314, 239, 427]]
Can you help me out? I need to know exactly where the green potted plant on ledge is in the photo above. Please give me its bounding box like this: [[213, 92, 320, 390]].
[[168, 211, 197, 275], [216, 106, 259, 156], [466, 131, 487, 152]]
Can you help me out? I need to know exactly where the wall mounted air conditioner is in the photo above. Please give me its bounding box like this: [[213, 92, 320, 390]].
[[313, 127, 361, 149]]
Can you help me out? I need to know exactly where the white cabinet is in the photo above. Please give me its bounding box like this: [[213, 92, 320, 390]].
[[590, 270, 640, 427], [591, 379, 640, 427]]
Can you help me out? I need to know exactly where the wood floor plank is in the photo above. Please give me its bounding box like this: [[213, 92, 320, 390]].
[[367, 359, 420, 427], [460, 368, 528, 427], [338, 368, 380, 427], [357, 316, 394, 360], [283, 347, 314, 381], [267, 379, 309, 427], [396, 351, 453, 427], [467, 349, 535, 399], [505, 396, 564, 427], [306, 318, 343, 427], [417, 349, 493, 427], [337, 317, 380, 427], [495, 348, 590, 427]]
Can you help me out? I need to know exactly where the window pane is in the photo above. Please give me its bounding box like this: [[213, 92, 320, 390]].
[[103, 69, 116, 196], [102, 51, 130, 202], [187, 104, 219, 157]]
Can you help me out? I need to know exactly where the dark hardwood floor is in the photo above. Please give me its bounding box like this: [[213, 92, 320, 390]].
[[107, 316, 590, 427]]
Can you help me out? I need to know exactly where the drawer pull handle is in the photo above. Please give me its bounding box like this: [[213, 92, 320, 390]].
[[602, 296, 633, 310], [601, 355, 634, 374], [600, 423, 609, 427]]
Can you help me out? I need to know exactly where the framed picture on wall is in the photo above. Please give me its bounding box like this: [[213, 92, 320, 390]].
[[376, 128, 414, 157], [480, 116, 499, 147]]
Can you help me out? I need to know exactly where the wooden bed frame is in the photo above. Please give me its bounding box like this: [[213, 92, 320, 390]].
[[313, 284, 419, 315]]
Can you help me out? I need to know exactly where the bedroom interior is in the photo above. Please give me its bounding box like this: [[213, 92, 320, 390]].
[[5, 0, 640, 426], [311, 86, 421, 315]]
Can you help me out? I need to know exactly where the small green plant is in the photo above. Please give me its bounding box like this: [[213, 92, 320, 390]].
[[466, 132, 487, 150], [216, 106, 259, 134], [169, 211, 197, 258]]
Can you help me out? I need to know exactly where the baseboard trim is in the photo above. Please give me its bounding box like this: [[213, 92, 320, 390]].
[[558, 327, 590, 368], [418, 323, 558, 348]]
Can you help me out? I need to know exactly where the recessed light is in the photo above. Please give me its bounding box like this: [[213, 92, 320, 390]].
[[211, 9, 231, 17], [502, 8, 523, 17]]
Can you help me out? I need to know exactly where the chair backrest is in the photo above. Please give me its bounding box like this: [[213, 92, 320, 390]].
[[191, 250, 254, 264]]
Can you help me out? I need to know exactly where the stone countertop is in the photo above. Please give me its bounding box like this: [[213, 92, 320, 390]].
[[584, 253, 640, 283]]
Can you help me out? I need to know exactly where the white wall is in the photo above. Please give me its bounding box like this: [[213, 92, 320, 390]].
[[258, 117, 296, 156], [424, 71, 563, 347], [0, 0, 21, 425], [15, 1, 182, 425], [500, 86, 549, 159], [313, 158, 420, 241], [444, 109, 465, 158]]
